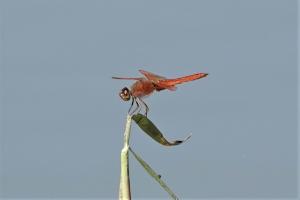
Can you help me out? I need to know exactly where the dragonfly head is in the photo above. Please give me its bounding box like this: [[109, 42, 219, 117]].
[[119, 87, 131, 101]]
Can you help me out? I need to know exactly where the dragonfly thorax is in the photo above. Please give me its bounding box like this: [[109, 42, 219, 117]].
[[119, 87, 131, 101]]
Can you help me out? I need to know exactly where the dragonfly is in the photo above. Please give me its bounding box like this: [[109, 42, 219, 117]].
[[112, 70, 208, 116]]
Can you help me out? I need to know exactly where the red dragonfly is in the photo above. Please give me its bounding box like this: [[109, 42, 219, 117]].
[[112, 70, 208, 116]]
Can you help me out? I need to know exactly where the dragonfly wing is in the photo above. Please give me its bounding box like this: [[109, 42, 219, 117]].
[[139, 70, 179, 91], [154, 83, 177, 91], [158, 73, 208, 87], [112, 76, 144, 81], [139, 70, 166, 84]]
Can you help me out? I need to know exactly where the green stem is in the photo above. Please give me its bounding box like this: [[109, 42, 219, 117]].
[[119, 114, 132, 200]]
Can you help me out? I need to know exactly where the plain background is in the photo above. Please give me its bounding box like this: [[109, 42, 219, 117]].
[[0, 0, 298, 199]]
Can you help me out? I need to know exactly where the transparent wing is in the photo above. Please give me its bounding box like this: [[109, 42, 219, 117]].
[[139, 70, 176, 91], [139, 70, 177, 91], [112, 76, 144, 81], [140, 70, 208, 91], [158, 73, 208, 87], [139, 70, 166, 83]]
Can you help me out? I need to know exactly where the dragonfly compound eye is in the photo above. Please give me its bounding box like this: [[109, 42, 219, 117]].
[[119, 87, 131, 101]]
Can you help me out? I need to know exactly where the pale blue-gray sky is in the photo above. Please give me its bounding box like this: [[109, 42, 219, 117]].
[[0, 0, 297, 198]]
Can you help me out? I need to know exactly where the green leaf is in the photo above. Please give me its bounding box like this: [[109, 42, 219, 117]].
[[132, 113, 191, 146], [129, 147, 179, 200]]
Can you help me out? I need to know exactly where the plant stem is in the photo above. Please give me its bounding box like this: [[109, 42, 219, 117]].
[[119, 114, 132, 200]]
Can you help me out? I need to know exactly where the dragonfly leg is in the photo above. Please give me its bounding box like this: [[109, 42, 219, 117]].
[[136, 98, 142, 114], [139, 98, 149, 116], [130, 97, 140, 115], [128, 98, 135, 113]]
